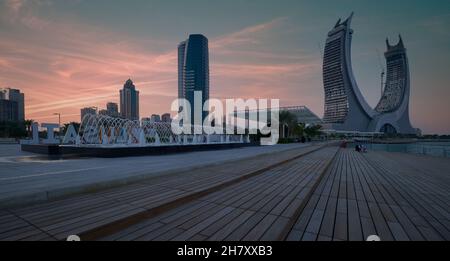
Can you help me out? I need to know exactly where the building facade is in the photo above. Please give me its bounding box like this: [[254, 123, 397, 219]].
[[106, 102, 119, 118], [98, 102, 119, 118], [0, 100, 18, 122], [80, 107, 97, 121], [322, 13, 416, 134], [141, 117, 151, 124], [178, 34, 210, 123], [120, 79, 140, 121], [280, 106, 323, 125], [238, 106, 322, 125], [0, 88, 24, 121], [99, 109, 108, 116], [161, 113, 172, 123], [150, 114, 161, 123]]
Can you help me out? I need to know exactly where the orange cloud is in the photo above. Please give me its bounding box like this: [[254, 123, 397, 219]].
[[0, 2, 322, 124]]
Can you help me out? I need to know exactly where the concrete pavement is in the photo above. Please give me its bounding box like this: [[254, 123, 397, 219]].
[[0, 143, 312, 208]]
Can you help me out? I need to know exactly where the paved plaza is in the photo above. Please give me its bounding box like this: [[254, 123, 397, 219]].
[[0, 143, 310, 207]]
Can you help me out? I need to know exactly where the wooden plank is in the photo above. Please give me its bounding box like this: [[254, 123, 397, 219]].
[[360, 217, 377, 240], [305, 209, 324, 235], [347, 199, 363, 241], [242, 214, 278, 241], [115, 222, 164, 241], [302, 232, 317, 241], [160, 200, 212, 224], [367, 202, 394, 241], [292, 195, 319, 231], [260, 216, 290, 241], [333, 213, 347, 241], [389, 205, 424, 241], [211, 210, 257, 241], [199, 209, 244, 237], [319, 197, 337, 238], [178, 204, 225, 231], [286, 229, 303, 241], [387, 222, 409, 241]]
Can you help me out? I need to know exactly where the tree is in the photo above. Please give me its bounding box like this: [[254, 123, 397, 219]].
[[304, 124, 323, 138], [24, 119, 34, 138], [60, 122, 80, 134], [279, 111, 298, 138], [292, 122, 306, 139], [0, 121, 26, 138]]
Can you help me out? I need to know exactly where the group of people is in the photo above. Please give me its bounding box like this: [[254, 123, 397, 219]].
[[355, 144, 368, 153]]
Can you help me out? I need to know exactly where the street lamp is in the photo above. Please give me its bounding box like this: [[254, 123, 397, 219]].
[[53, 113, 61, 138]]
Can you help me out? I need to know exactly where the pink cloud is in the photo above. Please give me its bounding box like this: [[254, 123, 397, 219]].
[[0, 4, 323, 125], [4, 0, 25, 13]]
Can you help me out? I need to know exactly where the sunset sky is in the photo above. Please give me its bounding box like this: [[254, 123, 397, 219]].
[[0, 0, 449, 134]]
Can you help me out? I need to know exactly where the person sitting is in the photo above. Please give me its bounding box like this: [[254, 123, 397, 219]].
[[362, 145, 368, 153]]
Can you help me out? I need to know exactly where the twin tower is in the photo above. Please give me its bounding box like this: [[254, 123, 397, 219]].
[[322, 13, 417, 134]]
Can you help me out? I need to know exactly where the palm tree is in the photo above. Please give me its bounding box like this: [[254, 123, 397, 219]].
[[304, 124, 323, 139], [279, 111, 298, 138], [24, 119, 34, 138], [293, 122, 306, 139], [61, 122, 80, 134]]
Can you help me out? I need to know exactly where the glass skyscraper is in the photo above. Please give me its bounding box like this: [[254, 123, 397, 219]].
[[178, 34, 210, 123], [0, 88, 24, 121], [120, 79, 140, 121]]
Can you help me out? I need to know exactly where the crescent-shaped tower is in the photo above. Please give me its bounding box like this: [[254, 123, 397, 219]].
[[368, 36, 416, 134], [322, 13, 375, 132], [322, 13, 417, 134]]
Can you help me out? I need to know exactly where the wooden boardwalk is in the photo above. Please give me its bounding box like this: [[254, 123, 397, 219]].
[[99, 147, 338, 241], [287, 149, 450, 241], [0, 144, 326, 241], [1, 144, 449, 241]]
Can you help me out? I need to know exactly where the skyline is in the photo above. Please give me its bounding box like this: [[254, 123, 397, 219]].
[[0, 0, 449, 134]]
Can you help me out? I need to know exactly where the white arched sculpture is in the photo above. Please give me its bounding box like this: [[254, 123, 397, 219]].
[[77, 114, 248, 147]]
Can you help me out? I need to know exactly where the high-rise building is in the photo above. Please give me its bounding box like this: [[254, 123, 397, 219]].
[[178, 41, 187, 100], [98, 102, 119, 118], [120, 79, 140, 121], [150, 114, 161, 123], [0, 100, 18, 122], [98, 109, 108, 116], [141, 117, 151, 123], [322, 13, 374, 130], [161, 113, 172, 123], [106, 102, 119, 118], [322, 13, 416, 134], [0, 88, 24, 121], [80, 107, 97, 121], [178, 34, 210, 123]]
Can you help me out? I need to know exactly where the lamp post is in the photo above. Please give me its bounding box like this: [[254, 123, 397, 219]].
[[53, 113, 61, 141]]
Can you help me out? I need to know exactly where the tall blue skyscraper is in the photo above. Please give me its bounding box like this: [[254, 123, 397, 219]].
[[120, 79, 140, 121], [178, 34, 210, 123]]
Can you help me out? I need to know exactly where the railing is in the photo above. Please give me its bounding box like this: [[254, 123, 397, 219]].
[[349, 141, 450, 158], [0, 138, 17, 144]]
